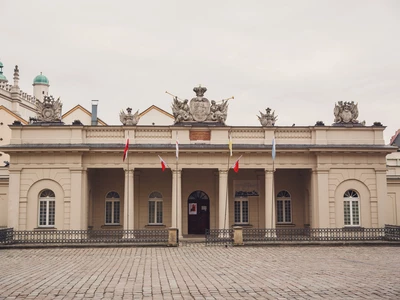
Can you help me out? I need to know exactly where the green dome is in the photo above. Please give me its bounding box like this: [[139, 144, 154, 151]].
[[33, 73, 49, 85], [0, 61, 7, 82]]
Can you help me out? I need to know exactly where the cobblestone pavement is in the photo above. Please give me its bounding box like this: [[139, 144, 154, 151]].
[[0, 245, 400, 299]]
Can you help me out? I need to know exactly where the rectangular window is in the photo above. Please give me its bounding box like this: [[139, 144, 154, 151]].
[[234, 198, 249, 224], [156, 201, 163, 224], [277, 200, 291, 223], [344, 201, 351, 225], [352, 201, 359, 225], [344, 200, 360, 226], [39, 200, 55, 227], [149, 200, 163, 224], [105, 201, 120, 225]]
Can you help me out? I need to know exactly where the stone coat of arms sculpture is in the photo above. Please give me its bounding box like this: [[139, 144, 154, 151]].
[[258, 107, 277, 126], [171, 86, 229, 125], [120, 107, 140, 125], [333, 101, 361, 124], [36, 95, 62, 122]]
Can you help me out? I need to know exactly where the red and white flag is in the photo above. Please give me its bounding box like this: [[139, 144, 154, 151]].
[[123, 138, 129, 162], [175, 136, 179, 160], [158, 155, 168, 171], [231, 155, 242, 173]]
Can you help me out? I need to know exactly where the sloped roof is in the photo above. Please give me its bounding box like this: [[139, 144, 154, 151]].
[[0, 105, 29, 124], [390, 129, 400, 146], [139, 105, 174, 119], [62, 104, 107, 125]]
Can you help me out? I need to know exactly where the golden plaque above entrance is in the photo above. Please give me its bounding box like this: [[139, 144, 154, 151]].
[[190, 130, 211, 141]]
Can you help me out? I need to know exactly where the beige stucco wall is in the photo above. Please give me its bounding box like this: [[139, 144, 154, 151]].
[[90, 168, 124, 229], [0, 180, 8, 227], [138, 109, 173, 126], [0, 109, 23, 163], [3, 123, 398, 231], [63, 109, 93, 125], [387, 182, 400, 225], [387, 151, 400, 225]]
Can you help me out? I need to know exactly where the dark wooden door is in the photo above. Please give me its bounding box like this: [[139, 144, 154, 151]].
[[188, 190, 210, 234]]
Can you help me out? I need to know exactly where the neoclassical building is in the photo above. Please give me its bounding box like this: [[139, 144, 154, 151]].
[[1, 84, 399, 238]]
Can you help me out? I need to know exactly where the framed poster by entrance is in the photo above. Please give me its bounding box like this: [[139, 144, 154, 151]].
[[189, 203, 197, 215]]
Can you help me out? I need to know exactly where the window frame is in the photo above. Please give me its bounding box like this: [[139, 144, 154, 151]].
[[148, 191, 163, 225], [105, 191, 121, 225], [276, 190, 292, 224], [38, 189, 56, 228], [234, 197, 249, 224], [343, 189, 360, 227]]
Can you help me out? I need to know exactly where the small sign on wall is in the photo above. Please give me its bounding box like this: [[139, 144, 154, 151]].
[[189, 203, 197, 215], [234, 180, 260, 198], [190, 130, 211, 141]]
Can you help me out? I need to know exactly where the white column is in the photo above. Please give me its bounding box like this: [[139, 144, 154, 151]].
[[172, 169, 182, 237], [8, 169, 21, 230], [264, 169, 275, 229], [123, 168, 134, 230], [218, 169, 229, 230], [81, 169, 88, 230], [310, 170, 318, 228]]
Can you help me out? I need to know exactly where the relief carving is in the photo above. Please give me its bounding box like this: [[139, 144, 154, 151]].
[[170, 86, 230, 125], [333, 101, 366, 126], [36, 95, 62, 122]]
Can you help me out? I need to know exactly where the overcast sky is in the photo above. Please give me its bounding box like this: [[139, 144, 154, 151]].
[[1, 1, 399, 143]]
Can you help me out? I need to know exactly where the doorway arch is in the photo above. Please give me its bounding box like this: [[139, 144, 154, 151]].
[[188, 190, 210, 234]]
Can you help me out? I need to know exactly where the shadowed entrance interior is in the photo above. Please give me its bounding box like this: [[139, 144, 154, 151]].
[[188, 190, 210, 234]]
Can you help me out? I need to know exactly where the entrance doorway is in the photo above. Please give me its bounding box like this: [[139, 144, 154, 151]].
[[188, 190, 210, 234]]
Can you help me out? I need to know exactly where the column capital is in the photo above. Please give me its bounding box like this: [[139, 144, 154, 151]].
[[312, 168, 329, 174], [375, 169, 388, 174], [218, 168, 229, 174], [123, 167, 135, 172], [264, 169, 274, 174], [172, 169, 182, 175], [70, 167, 84, 172]]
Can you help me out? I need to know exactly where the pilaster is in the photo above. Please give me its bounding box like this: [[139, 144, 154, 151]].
[[376, 169, 389, 227], [8, 169, 21, 229], [70, 168, 83, 230]]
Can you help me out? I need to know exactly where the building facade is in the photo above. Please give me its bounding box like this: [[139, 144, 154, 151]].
[[1, 85, 399, 237]]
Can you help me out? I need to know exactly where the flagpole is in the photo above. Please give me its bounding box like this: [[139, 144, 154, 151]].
[[225, 150, 230, 233], [175, 158, 178, 231], [127, 151, 130, 231], [127, 135, 130, 232], [271, 159, 274, 229], [224, 131, 233, 233], [271, 137, 276, 232], [175, 131, 179, 234]]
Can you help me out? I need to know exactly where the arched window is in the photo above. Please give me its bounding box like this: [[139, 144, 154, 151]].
[[276, 190, 291, 223], [344, 189, 360, 226], [148, 192, 163, 224], [105, 191, 120, 225], [39, 189, 55, 227]]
